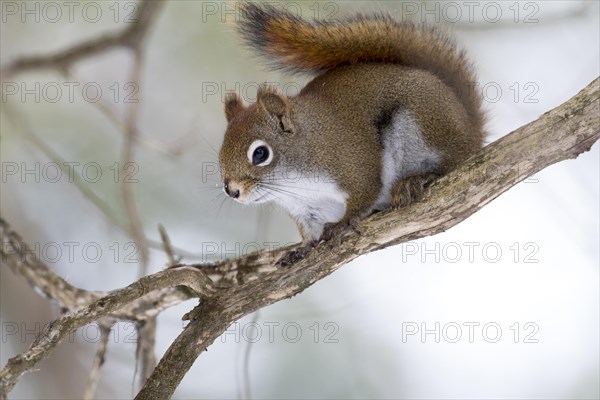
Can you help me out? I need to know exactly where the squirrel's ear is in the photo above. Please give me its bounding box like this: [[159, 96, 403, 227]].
[[257, 86, 294, 133], [224, 92, 244, 122], [257, 87, 288, 116]]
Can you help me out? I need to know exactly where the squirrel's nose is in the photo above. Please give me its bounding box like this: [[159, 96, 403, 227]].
[[223, 179, 240, 199]]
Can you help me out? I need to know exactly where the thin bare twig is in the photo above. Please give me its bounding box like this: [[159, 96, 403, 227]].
[[2, 102, 195, 258], [135, 318, 158, 388], [122, 46, 150, 278], [64, 69, 191, 157], [0, 1, 164, 78], [1, 104, 121, 241], [134, 223, 182, 390], [2, 0, 203, 263], [1, 1, 163, 279], [158, 224, 179, 266], [83, 319, 113, 400]]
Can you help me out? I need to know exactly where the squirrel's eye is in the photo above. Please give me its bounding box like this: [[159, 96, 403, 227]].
[[253, 146, 269, 165], [247, 140, 273, 166]]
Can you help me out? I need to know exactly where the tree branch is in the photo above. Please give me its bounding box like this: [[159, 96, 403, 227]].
[[135, 77, 599, 399], [1, 78, 598, 399], [0, 255, 214, 394], [0, 218, 101, 311]]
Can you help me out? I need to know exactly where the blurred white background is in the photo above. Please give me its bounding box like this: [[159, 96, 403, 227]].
[[1, 1, 598, 399]]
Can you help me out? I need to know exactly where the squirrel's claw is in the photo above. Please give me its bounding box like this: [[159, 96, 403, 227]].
[[276, 218, 363, 266], [276, 241, 318, 267]]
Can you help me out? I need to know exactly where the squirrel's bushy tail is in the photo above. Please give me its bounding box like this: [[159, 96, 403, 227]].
[[237, 1, 483, 127]]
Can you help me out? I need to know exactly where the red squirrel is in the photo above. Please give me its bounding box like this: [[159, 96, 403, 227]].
[[218, 2, 486, 265]]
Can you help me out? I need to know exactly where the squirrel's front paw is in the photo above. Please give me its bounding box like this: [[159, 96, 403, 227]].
[[276, 241, 318, 267]]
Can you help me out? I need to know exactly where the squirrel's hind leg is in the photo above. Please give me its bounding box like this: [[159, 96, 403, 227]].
[[390, 173, 439, 208], [320, 216, 364, 247]]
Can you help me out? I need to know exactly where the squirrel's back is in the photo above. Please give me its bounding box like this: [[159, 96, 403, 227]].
[[237, 2, 485, 134]]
